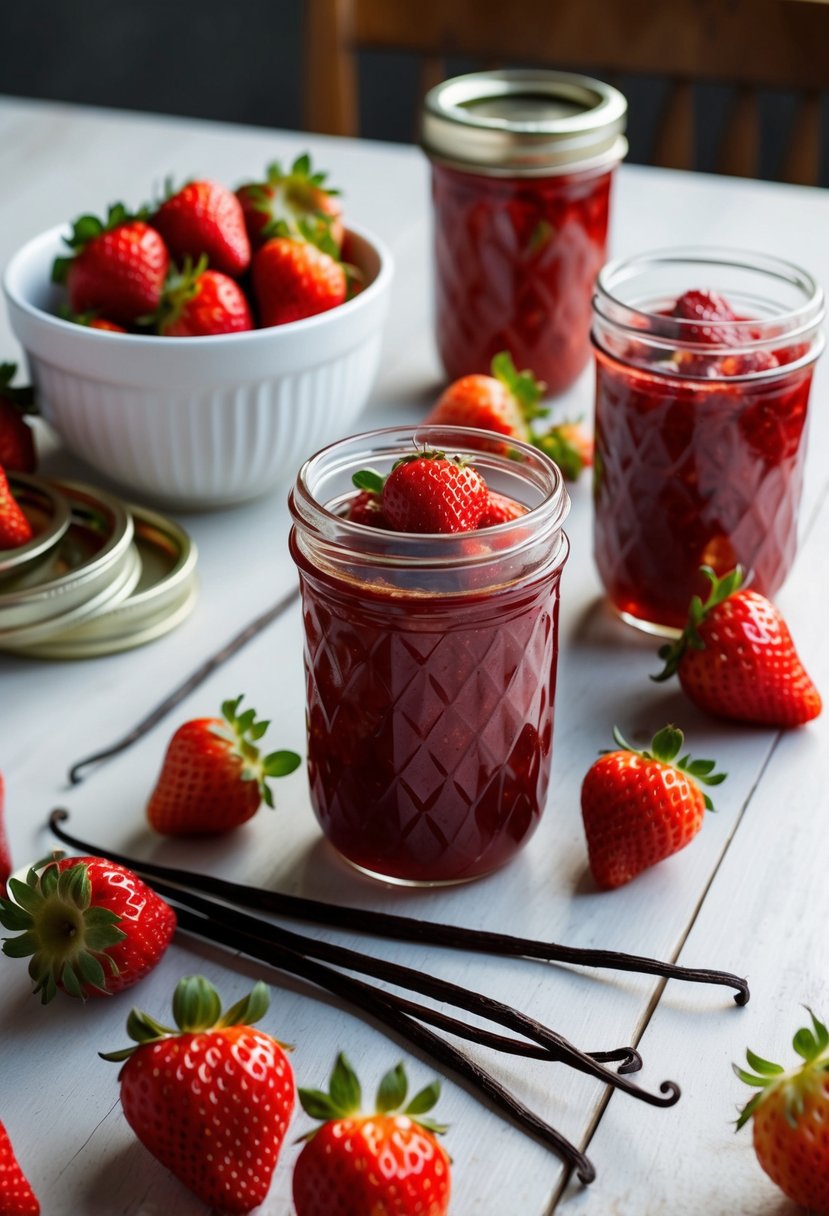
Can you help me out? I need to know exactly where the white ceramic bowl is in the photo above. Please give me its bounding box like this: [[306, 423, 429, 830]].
[[3, 223, 393, 509]]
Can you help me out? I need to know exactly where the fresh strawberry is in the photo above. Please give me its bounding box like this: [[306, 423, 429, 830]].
[[53, 204, 170, 324], [581, 725, 726, 890], [345, 488, 389, 528], [0, 366, 35, 474], [0, 774, 11, 899], [102, 976, 294, 1214], [0, 854, 175, 1002], [155, 258, 253, 336], [153, 179, 251, 277], [0, 468, 33, 551], [146, 694, 300, 835], [86, 317, 128, 333], [252, 235, 347, 326], [478, 490, 527, 527], [425, 351, 547, 441], [534, 420, 593, 481], [63, 310, 128, 334], [654, 566, 821, 728], [0, 1120, 39, 1215], [354, 451, 489, 535], [672, 288, 737, 340], [236, 152, 344, 252], [293, 1053, 451, 1216], [735, 1008, 829, 1213]]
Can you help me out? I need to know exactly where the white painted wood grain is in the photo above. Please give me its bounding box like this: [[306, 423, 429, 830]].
[[0, 96, 827, 1215]]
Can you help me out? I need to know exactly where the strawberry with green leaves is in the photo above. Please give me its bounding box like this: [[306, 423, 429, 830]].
[[735, 1008, 829, 1213], [53, 203, 170, 325], [533, 419, 594, 482], [0, 365, 36, 474], [155, 257, 253, 337], [146, 695, 300, 835], [153, 179, 251, 278], [0, 468, 33, 551], [0, 1120, 39, 1215], [293, 1053, 451, 1216], [355, 449, 489, 534], [581, 725, 726, 890], [103, 976, 294, 1214], [252, 233, 347, 327], [236, 152, 344, 252], [0, 854, 175, 1002], [654, 566, 821, 728], [425, 350, 548, 441]]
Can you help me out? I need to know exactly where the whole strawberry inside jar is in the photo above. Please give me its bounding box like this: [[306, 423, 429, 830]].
[[421, 70, 627, 396], [289, 426, 570, 886], [591, 248, 825, 633]]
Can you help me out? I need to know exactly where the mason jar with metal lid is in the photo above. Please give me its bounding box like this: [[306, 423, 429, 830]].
[[421, 69, 627, 396]]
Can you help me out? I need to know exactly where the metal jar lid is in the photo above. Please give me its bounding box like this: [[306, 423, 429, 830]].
[[6, 501, 198, 658], [0, 474, 71, 585], [421, 69, 628, 177]]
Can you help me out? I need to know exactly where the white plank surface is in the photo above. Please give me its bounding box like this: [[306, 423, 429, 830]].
[[0, 97, 827, 1215]]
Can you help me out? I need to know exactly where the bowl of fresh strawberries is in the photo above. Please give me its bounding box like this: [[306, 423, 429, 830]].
[[2, 155, 393, 509]]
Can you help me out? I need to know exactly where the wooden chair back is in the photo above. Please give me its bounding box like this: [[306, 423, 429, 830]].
[[304, 0, 829, 184]]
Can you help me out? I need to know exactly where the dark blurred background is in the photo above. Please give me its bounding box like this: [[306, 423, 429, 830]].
[[2, 0, 827, 185]]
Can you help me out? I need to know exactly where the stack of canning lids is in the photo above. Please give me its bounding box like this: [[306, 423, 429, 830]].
[[0, 474, 198, 658]]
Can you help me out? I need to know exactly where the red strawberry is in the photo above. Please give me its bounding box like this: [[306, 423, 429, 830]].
[[425, 350, 547, 441], [153, 179, 251, 277], [345, 488, 389, 528], [534, 420, 593, 481], [236, 152, 344, 252], [156, 258, 253, 337], [358, 451, 489, 534], [103, 976, 294, 1213], [478, 490, 527, 527], [0, 774, 11, 899], [146, 694, 300, 835], [53, 205, 170, 325], [0, 366, 35, 474], [64, 311, 128, 334], [0, 854, 175, 1002], [581, 725, 726, 890], [0, 468, 33, 550], [735, 1008, 829, 1213], [87, 317, 127, 333], [0, 1120, 39, 1215], [672, 288, 737, 341], [654, 566, 821, 728], [293, 1054, 451, 1216], [252, 235, 347, 326]]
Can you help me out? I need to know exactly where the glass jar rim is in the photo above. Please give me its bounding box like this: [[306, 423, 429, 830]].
[[290, 424, 570, 571], [594, 246, 824, 343]]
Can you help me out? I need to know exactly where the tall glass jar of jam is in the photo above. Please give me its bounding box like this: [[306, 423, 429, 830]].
[[289, 425, 570, 886], [421, 70, 627, 396], [591, 248, 825, 634]]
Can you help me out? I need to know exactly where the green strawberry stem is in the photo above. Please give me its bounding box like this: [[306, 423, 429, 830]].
[[148, 254, 210, 332], [100, 975, 274, 1062], [533, 422, 588, 480], [0, 855, 126, 1003], [52, 201, 145, 284], [608, 725, 727, 811], [734, 1008, 829, 1130], [215, 695, 301, 809], [490, 351, 547, 423], [653, 565, 745, 682], [298, 1053, 447, 1139]]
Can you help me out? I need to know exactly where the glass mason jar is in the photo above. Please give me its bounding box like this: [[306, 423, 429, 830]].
[[421, 69, 627, 396], [591, 248, 825, 633], [288, 425, 571, 886]]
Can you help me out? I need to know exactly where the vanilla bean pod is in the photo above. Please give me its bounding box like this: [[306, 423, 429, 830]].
[[144, 874, 679, 1108], [171, 902, 598, 1184], [49, 808, 749, 1004], [67, 587, 300, 785]]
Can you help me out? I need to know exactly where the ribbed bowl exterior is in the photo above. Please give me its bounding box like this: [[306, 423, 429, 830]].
[[4, 224, 392, 509]]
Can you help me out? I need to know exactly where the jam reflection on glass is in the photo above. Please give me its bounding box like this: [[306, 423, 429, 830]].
[[432, 163, 615, 396], [593, 293, 815, 631], [290, 518, 564, 885]]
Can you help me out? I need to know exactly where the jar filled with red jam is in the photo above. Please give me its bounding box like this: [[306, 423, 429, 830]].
[[288, 426, 570, 885], [421, 70, 627, 395], [592, 248, 825, 633]]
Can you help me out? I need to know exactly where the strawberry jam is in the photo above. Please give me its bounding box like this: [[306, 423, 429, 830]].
[[289, 426, 570, 885], [592, 251, 825, 632], [421, 70, 627, 396]]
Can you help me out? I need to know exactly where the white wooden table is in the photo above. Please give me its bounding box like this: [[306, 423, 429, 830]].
[[0, 96, 827, 1216]]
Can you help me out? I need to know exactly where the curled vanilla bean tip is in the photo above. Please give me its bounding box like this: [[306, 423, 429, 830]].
[[50, 808, 69, 827], [659, 1081, 681, 1105], [617, 1049, 643, 1076], [575, 1159, 596, 1185], [733, 980, 750, 1006]]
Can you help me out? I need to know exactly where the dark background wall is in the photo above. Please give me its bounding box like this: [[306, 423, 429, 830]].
[[1, 0, 824, 185]]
